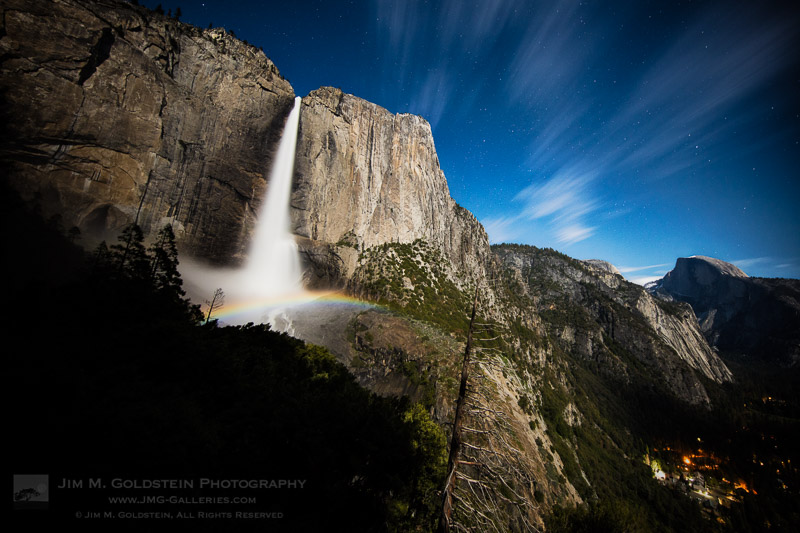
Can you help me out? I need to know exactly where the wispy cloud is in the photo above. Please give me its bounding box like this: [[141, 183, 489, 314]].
[[515, 170, 598, 219], [619, 263, 672, 285], [412, 68, 452, 129], [556, 224, 596, 246], [372, 0, 523, 128], [731, 256, 771, 272], [369, 0, 797, 256], [374, 0, 429, 87], [482, 214, 525, 245], [511, 2, 797, 184], [732, 259, 800, 279], [512, 168, 600, 245], [723, 257, 800, 278], [617, 263, 672, 274], [612, 7, 798, 178], [506, 1, 601, 106], [497, 2, 797, 249], [436, 0, 521, 54]]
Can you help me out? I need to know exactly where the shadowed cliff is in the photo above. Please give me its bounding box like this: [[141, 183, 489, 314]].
[[0, 0, 294, 263]]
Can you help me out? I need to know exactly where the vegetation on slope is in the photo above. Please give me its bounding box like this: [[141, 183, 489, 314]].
[[350, 239, 473, 336], [6, 187, 446, 531], [493, 244, 800, 533]]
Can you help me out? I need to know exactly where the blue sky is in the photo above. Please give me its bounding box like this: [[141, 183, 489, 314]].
[[143, 0, 799, 282]]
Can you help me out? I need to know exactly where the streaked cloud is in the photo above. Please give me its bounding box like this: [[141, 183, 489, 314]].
[[619, 263, 673, 285], [482, 214, 525, 245], [613, 7, 798, 179], [516, 171, 597, 218], [731, 256, 772, 272], [412, 68, 452, 129], [511, 169, 600, 245], [367, 0, 798, 270], [508, 1, 798, 186], [372, 0, 522, 129], [556, 224, 596, 246], [617, 263, 671, 274]]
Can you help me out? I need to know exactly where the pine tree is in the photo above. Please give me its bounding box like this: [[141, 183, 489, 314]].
[[67, 226, 82, 243], [149, 224, 184, 296], [92, 240, 111, 272], [110, 224, 149, 279]]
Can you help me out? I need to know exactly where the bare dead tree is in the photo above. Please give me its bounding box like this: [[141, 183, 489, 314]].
[[439, 282, 541, 533], [204, 288, 225, 323], [439, 285, 479, 533], [448, 348, 542, 533]]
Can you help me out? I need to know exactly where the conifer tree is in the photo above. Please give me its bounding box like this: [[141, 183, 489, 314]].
[[149, 224, 183, 296], [92, 240, 111, 272], [111, 223, 149, 279], [67, 226, 82, 243]]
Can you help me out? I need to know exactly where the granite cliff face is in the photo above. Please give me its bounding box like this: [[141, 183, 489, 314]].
[[1, 0, 491, 282], [292, 87, 491, 288], [650, 256, 800, 366], [0, 0, 295, 264]]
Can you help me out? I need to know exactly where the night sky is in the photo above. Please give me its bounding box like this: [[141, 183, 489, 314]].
[[142, 0, 799, 283]]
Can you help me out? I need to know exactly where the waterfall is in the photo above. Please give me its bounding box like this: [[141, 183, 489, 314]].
[[241, 96, 303, 297], [180, 97, 310, 326], [180, 95, 374, 331]]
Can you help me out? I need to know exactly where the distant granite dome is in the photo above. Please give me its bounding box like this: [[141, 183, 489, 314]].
[[652, 256, 747, 296], [582, 259, 621, 276], [686, 256, 748, 278], [649, 255, 800, 367]]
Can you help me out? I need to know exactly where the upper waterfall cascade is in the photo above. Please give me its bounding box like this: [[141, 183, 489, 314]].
[[242, 96, 303, 297], [180, 97, 311, 326]]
